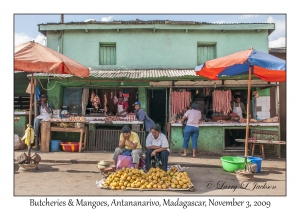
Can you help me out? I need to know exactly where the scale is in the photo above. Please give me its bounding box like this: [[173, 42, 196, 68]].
[[61, 106, 69, 118]]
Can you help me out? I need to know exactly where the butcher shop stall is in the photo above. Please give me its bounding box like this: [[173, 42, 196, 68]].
[[167, 84, 282, 157], [40, 87, 146, 153]]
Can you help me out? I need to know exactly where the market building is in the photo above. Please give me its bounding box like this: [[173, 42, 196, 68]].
[[14, 20, 284, 156]]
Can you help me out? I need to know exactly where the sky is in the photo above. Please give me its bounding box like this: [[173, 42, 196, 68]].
[[14, 14, 286, 48]]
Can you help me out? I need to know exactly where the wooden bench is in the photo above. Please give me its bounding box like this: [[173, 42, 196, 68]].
[[235, 129, 285, 159], [40, 121, 87, 153]]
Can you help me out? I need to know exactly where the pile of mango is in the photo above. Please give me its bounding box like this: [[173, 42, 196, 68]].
[[103, 166, 191, 190]]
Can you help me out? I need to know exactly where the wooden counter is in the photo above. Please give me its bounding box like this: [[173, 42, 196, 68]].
[[40, 121, 87, 153]]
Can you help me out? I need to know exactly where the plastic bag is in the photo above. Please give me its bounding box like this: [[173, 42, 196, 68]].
[[14, 134, 22, 151], [139, 156, 146, 168], [26, 83, 35, 94], [122, 149, 132, 156], [116, 155, 134, 169]]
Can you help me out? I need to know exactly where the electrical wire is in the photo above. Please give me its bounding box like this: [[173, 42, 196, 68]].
[[38, 79, 57, 91]]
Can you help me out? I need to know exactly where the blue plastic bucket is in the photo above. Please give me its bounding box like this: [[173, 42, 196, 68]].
[[247, 156, 263, 173], [50, 140, 61, 152]]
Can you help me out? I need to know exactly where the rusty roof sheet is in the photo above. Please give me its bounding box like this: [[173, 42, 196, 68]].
[[269, 47, 286, 53], [31, 69, 196, 79], [38, 20, 273, 26]]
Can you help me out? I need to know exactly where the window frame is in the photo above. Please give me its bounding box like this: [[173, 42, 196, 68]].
[[99, 42, 117, 65]]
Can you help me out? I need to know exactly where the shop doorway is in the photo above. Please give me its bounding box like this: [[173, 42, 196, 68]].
[[224, 128, 246, 150], [148, 89, 167, 134]]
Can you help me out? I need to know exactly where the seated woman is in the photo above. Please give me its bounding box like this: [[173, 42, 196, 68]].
[[145, 124, 170, 171], [112, 125, 143, 169]]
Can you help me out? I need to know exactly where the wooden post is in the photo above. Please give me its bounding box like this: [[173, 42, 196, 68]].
[[245, 66, 253, 157], [34, 79, 37, 118], [40, 121, 51, 152], [28, 74, 34, 125], [33, 79, 38, 148]]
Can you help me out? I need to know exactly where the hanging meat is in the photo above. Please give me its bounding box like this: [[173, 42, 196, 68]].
[[90, 91, 95, 102], [91, 90, 101, 110], [171, 90, 191, 117], [103, 93, 108, 115], [205, 87, 210, 96], [212, 90, 232, 115]]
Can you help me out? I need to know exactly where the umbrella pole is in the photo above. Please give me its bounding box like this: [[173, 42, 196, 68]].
[[244, 65, 253, 170], [28, 73, 34, 162]]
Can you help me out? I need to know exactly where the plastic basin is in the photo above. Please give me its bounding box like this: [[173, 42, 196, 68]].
[[60, 142, 80, 152], [247, 156, 263, 173], [50, 140, 61, 152], [220, 156, 250, 172]]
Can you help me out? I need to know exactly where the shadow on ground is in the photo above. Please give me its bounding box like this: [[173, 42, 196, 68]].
[[15, 163, 60, 173]]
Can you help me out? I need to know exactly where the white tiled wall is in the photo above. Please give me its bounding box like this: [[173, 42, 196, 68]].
[[256, 96, 270, 119]]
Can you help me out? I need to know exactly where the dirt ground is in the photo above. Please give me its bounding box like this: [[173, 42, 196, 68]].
[[14, 162, 286, 196]]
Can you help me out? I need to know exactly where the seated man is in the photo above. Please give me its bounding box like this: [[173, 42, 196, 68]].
[[112, 125, 143, 169], [145, 124, 170, 171]]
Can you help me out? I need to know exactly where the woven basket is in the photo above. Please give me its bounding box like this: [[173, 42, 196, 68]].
[[18, 163, 38, 170], [235, 170, 254, 181], [98, 160, 114, 166]]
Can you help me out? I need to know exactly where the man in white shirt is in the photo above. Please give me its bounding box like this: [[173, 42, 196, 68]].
[[145, 124, 170, 171]]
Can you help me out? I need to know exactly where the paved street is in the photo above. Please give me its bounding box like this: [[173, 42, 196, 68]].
[[14, 162, 286, 196]]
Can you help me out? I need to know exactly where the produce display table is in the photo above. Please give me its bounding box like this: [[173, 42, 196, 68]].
[[40, 121, 87, 153]]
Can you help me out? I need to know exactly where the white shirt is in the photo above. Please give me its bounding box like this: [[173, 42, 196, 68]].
[[146, 133, 170, 152]]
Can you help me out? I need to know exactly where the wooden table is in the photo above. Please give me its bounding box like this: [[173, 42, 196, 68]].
[[235, 139, 286, 159], [40, 121, 87, 153]]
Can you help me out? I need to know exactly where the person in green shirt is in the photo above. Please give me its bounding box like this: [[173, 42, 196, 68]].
[[112, 125, 143, 169]]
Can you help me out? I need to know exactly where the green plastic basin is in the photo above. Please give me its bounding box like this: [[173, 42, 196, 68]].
[[220, 156, 250, 172]]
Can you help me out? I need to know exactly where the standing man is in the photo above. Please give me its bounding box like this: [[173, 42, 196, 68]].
[[116, 96, 128, 117], [145, 124, 170, 171], [230, 95, 246, 146], [34, 94, 53, 150], [112, 125, 143, 169], [231, 95, 246, 119], [134, 101, 155, 135], [180, 102, 201, 158]]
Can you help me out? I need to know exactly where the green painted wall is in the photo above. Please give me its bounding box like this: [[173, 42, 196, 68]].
[[14, 115, 27, 137], [46, 29, 269, 70], [47, 81, 63, 109], [257, 88, 270, 96], [138, 87, 147, 111], [170, 125, 280, 155]]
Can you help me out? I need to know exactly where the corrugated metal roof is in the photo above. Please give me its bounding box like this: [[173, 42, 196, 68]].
[[269, 47, 286, 53], [38, 20, 273, 26], [31, 69, 196, 79]]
